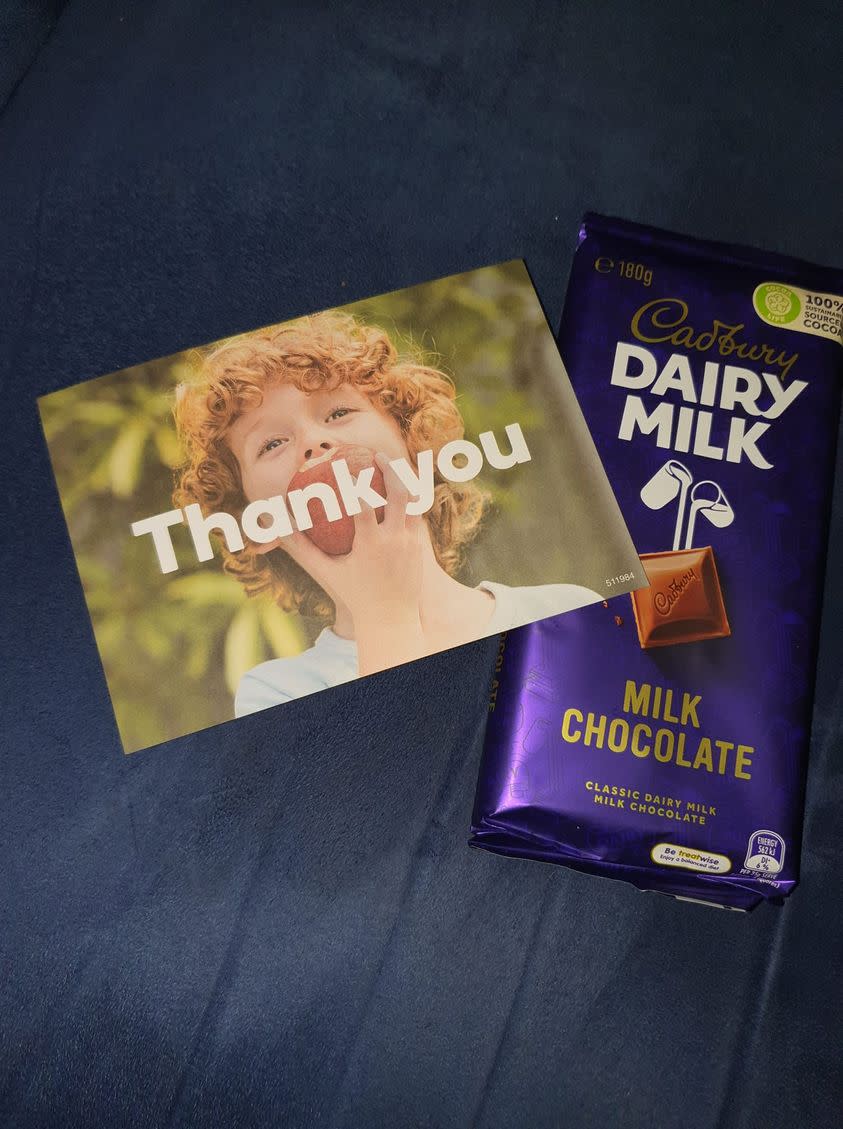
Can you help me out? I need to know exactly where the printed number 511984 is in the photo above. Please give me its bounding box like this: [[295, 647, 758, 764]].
[[605, 572, 635, 588]]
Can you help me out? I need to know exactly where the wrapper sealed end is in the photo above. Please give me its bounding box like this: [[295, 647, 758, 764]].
[[470, 618, 794, 911]]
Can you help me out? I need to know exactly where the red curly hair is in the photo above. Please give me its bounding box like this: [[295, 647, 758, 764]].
[[173, 311, 487, 620]]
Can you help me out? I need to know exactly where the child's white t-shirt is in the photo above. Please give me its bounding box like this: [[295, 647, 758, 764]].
[[234, 580, 600, 717]]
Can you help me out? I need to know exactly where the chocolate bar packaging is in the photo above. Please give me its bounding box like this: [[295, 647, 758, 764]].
[[470, 214, 843, 909]]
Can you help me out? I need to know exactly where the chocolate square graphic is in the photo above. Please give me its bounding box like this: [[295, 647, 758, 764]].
[[630, 546, 730, 649]]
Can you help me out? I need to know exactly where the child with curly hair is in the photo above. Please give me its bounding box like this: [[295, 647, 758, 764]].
[[174, 311, 598, 715]]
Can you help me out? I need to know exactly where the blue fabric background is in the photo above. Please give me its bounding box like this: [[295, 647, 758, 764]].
[[1, 3, 841, 1126]]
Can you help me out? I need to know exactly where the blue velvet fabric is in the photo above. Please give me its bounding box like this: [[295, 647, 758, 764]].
[[1, 3, 841, 1126]]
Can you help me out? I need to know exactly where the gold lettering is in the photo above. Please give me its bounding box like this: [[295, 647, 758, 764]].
[[681, 692, 702, 728], [584, 712, 607, 747], [630, 300, 799, 378], [631, 298, 689, 343], [631, 723, 652, 758], [608, 718, 629, 752], [693, 738, 714, 772], [675, 731, 692, 768], [653, 728, 674, 763], [652, 685, 663, 718], [716, 739, 734, 775], [663, 688, 679, 724], [735, 744, 753, 780], [561, 708, 582, 743], [623, 680, 651, 716]]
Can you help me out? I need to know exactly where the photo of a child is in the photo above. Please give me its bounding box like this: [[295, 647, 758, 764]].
[[38, 261, 644, 753], [173, 311, 601, 715]]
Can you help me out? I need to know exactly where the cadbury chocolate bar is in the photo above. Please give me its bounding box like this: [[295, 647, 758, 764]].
[[470, 214, 843, 909]]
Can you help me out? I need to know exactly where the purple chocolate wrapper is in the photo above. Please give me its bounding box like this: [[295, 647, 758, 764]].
[[470, 214, 843, 910]]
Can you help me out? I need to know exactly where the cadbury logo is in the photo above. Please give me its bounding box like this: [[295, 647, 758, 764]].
[[653, 567, 699, 616], [631, 298, 798, 382]]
